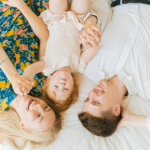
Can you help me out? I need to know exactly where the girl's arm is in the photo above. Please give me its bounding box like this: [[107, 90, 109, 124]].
[[0, 45, 33, 96], [119, 108, 147, 129], [80, 25, 101, 65], [3, 0, 49, 41], [23, 60, 45, 80], [80, 45, 99, 65]]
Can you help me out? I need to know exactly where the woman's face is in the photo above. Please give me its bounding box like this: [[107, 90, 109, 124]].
[[13, 95, 56, 132]]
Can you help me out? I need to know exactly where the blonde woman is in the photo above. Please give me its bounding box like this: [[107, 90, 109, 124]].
[[0, 0, 61, 149]]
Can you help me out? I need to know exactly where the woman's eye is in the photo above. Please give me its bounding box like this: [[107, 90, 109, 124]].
[[64, 88, 68, 91], [54, 85, 58, 88], [94, 102, 100, 105], [44, 106, 48, 110], [44, 106, 50, 111]]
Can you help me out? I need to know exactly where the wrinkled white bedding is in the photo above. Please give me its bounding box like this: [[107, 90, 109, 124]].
[[1, 0, 150, 150]]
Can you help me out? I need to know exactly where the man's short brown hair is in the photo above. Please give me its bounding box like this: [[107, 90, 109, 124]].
[[78, 109, 122, 137]]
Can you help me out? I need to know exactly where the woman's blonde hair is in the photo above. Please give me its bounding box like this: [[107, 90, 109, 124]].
[[42, 73, 79, 113], [0, 98, 61, 150]]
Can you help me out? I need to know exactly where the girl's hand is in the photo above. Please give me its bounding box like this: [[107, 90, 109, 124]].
[[11, 73, 34, 96], [80, 25, 102, 49], [2, 0, 24, 8]]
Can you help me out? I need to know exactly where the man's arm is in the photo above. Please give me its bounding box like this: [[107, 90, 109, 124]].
[[119, 108, 147, 128]]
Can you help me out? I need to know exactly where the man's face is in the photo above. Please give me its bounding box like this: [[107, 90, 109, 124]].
[[82, 80, 121, 117]]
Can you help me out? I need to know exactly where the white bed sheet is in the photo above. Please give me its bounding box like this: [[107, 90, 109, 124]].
[[1, 0, 150, 150]]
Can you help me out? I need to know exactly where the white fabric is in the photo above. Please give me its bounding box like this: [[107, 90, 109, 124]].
[[84, 4, 150, 99], [40, 10, 86, 75], [146, 116, 150, 131]]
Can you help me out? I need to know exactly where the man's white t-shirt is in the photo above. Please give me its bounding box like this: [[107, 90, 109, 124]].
[[84, 4, 150, 99]]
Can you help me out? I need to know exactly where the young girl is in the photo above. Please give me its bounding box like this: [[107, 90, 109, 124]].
[[4, 0, 101, 112]]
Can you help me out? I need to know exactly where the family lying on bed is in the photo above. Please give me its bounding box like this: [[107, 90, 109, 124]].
[[0, 0, 150, 149]]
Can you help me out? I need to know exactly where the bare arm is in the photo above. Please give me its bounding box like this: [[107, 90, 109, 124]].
[[80, 46, 99, 65], [0, 45, 17, 82], [3, 0, 49, 41], [23, 60, 45, 79], [0, 45, 33, 96], [79, 15, 101, 64], [119, 108, 147, 128]]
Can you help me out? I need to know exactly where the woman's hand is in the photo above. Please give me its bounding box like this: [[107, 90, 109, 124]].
[[2, 0, 24, 8], [11, 73, 34, 96], [80, 25, 102, 49]]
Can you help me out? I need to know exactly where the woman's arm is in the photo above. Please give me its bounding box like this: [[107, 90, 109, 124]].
[[0, 45, 33, 96], [3, 0, 49, 41], [0, 45, 17, 83]]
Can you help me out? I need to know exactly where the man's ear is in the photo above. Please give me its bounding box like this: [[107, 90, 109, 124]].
[[113, 104, 121, 117], [20, 121, 25, 129]]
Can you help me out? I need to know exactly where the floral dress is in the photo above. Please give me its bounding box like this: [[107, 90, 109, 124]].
[[0, 0, 49, 110]]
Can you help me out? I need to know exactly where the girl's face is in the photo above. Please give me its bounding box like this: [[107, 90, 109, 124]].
[[46, 71, 74, 102]]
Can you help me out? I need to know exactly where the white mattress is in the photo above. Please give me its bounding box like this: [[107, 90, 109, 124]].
[[1, 0, 150, 150]]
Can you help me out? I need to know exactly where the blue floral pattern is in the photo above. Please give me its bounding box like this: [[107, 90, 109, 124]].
[[0, 0, 49, 110]]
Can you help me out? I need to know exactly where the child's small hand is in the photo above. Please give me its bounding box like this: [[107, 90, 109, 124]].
[[11, 73, 34, 96], [80, 25, 102, 49], [2, 0, 24, 8]]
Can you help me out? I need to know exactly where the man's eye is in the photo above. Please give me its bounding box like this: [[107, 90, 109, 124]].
[[84, 98, 89, 102], [54, 85, 58, 88], [64, 88, 68, 91], [36, 114, 41, 119]]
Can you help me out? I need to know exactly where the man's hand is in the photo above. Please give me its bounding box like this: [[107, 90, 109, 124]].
[[80, 25, 102, 49], [3, 0, 24, 8], [118, 108, 133, 127], [11, 73, 34, 96]]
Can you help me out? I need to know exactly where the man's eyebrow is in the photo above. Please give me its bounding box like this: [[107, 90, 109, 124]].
[[39, 116, 44, 123], [84, 98, 89, 102]]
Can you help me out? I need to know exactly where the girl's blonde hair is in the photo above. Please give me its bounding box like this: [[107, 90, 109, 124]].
[[43, 73, 79, 113], [0, 98, 61, 150]]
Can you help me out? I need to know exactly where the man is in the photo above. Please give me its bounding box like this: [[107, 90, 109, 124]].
[[78, 1, 150, 136]]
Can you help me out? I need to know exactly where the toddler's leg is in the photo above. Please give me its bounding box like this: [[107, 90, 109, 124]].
[[50, 0, 68, 14], [71, 0, 89, 15]]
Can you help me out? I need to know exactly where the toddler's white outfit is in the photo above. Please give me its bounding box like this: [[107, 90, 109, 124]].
[[40, 10, 99, 76]]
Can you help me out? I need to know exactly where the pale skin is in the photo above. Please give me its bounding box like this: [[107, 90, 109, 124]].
[[118, 108, 147, 129], [0, 46, 56, 132], [3, 0, 102, 101], [10, 95, 56, 132], [82, 75, 149, 130], [0, 45, 34, 96]]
